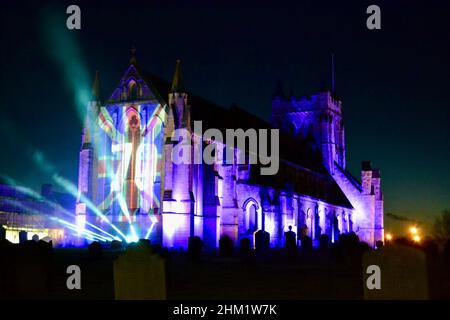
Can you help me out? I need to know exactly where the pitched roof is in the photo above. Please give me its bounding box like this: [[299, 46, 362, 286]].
[[141, 72, 352, 208], [104, 57, 353, 209]]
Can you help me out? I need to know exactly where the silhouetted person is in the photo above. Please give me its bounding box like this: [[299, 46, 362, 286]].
[[219, 235, 234, 257], [284, 225, 296, 251], [187, 236, 203, 260], [88, 241, 103, 260], [375, 240, 384, 249]]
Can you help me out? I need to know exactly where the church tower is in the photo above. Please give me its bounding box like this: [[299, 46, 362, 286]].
[[271, 84, 383, 247], [272, 86, 346, 173], [161, 60, 196, 249]]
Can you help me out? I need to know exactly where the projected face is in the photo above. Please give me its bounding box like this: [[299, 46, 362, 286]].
[[96, 103, 165, 216], [129, 114, 139, 128]]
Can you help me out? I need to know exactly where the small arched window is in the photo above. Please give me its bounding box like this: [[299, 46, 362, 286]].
[[128, 80, 138, 100]]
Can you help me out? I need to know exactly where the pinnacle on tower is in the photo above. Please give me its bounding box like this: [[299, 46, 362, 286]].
[[91, 70, 102, 102], [170, 59, 184, 93]]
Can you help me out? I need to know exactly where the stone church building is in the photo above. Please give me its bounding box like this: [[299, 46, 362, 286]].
[[76, 53, 384, 249]]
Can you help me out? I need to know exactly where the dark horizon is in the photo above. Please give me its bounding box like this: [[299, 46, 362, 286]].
[[0, 0, 449, 236]]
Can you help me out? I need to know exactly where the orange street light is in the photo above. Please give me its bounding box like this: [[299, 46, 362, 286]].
[[385, 233, 393, 241], [409, 226, 418, 235], [413, 235, 421, 243]]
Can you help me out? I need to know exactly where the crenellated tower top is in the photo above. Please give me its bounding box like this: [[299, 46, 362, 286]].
[[272, 88, 346, 172]]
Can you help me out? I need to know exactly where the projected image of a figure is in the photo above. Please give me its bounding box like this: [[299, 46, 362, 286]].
[[126, 111, 140, 210], [76, 61, 166, 243], [97, 104, 164, 213]]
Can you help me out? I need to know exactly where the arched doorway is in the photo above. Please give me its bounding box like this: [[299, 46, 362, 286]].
[[242, 198, 262, 247], [243, 198, 262, 232]]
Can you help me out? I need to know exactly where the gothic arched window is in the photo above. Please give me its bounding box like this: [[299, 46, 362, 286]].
[[128, 80, 138, 100]]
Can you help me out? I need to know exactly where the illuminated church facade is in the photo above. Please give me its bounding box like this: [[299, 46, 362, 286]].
[[75, 54, 384, 249]]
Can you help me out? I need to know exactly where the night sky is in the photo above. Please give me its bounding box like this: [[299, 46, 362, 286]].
[[1, 0, 449, 236]]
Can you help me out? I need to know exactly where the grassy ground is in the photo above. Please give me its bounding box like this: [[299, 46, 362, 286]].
[[38, 248, 363, 299], [2, 245, 448, 299], [166, 251, 363, 299]]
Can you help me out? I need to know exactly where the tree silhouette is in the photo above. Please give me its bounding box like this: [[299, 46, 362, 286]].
[[433, 209, 450, 242]]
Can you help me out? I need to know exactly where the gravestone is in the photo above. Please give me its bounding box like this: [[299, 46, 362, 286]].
[[219, 235, 234, 257], [188, 236, 203, 259], [88, 241, 103, 260], [319, 234, 329, 250], [19, 231, 27, 244], [14, 240, 52, 298], [138, 239, 152, 248], [41, 236, 52, 243], [363, 244, 429, 299], [113, 243, 166, 299], [110, 240, 123, 250], [300, 236, 312, 251], [255, 230, 270, 253]]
